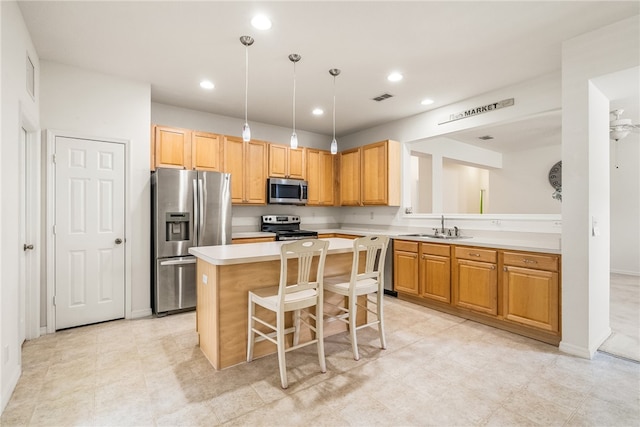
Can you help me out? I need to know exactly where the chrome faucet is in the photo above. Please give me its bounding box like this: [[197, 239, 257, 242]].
[[441, 215, 445, 234]]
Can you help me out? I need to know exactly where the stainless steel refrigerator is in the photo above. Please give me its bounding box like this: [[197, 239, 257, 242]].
[[151, 168, 232, 315]]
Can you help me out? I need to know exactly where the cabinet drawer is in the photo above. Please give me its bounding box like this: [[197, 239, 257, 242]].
[[421, 243, 450, 257], [395, 240, 419, 253], [503, 252, 559, 272], [455, 246, 496, 263]]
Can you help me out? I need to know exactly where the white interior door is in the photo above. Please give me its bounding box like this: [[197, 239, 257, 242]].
[[18, 127, 28, 344], [54, 136, 126, 330]]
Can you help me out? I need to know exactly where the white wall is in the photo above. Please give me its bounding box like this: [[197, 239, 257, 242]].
[[0, 0, 40, 412], [561, 15, 639, 358], [40, 61, 152, 319], [489, 144, 562, 214]]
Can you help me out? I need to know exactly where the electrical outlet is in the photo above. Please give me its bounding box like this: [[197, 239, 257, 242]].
[[370, 212, 374, 220], [202, 274, 208, 285]]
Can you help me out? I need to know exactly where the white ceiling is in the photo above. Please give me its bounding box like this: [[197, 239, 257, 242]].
[[18, 1, 640, 142]]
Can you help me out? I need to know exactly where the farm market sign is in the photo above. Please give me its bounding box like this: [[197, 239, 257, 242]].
[[439, 98, 514, 125]]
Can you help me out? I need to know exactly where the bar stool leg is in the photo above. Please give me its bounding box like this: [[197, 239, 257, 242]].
[[276, 311, 288, 389], [377, 291, 386, 350], [247, 297, 255, 362], [349, 296, 360, 361]]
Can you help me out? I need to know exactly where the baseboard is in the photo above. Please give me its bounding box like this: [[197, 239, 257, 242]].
[[1, 365, 21, 413], [130, 308, 152, 319], [559, 341, 595, 359]]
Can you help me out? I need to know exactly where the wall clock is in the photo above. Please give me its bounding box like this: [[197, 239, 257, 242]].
[[548, 161, 562, 190]]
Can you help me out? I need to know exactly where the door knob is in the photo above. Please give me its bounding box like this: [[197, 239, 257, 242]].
[[115, 238, 123, 244], [23, 244, 34, 251]]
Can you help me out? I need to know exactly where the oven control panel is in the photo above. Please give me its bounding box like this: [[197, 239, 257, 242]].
[[261, 215, 300, 224]]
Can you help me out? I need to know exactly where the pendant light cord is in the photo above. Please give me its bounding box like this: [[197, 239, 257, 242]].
[[244, 45, 249, 124], [332, 75, 336, 141], [292, 60, 297, 134]]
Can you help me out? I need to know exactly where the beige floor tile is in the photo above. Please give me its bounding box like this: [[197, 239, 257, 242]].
[[3, 296, 639, 426]]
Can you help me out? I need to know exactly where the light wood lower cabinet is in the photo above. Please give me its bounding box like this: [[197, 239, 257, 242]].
[[502, 252, 560, 333], [394, 241, 561, 345], [453, 246, 498, 315], [393, 241, 419, 295], [420, 243, 451, 303]]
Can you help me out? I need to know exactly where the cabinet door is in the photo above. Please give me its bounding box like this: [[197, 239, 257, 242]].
[[307, 149, 335, 206], [420, 254, 451, 303], [361, 141, 387, 205], [394, 250, 419, 295], [192, 131, 222, 171], [503, 266, 559, 333], [268, 144, 288, 178], [288, 147, 306, 180], [223, 136, 245, 203], [320, 151, 335, 205], [340, 148, 361, 206], [154, 126, 191, 170], [245, 140, 268, 204], [454, 259, 498, 315]]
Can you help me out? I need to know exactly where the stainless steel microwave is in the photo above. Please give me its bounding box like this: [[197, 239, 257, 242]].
[[267, 178, 308, 205]]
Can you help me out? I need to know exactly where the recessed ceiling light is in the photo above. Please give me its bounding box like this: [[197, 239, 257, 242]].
[[421, 98, 434, 106], [200, 80, 214, 90], [312, 108, 324, 116], [251, 15, 272, 30], [387, 72, 403, 82]]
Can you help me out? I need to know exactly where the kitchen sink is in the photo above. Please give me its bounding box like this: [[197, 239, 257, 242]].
[[401, 233, 471, 240]]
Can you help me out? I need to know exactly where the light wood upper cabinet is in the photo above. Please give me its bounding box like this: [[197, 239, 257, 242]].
[[268, 144, 306, 180], [339, 147, 362, 206], [152, 125, 192, 170], [192, 131, 223, 171], [339, 140, 400, 206], [307, 149, 335, 206], [224, 136, 268, 205], [502, 251, 560, 333]]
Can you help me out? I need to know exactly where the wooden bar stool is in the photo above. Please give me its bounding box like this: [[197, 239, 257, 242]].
[[246, 239, 329, 389], [324, 235, 390, 360]]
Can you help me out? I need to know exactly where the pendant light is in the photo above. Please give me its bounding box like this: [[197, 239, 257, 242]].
[[240, 36, 254, 142], [289, 54, 301, 149], [329, 68, 341, 155]]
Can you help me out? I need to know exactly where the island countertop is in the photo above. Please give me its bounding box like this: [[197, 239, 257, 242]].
[[189, 237, 355, 265]]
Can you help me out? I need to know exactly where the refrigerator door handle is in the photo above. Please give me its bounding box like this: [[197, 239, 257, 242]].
[[159, 258, 197, 266], [192, 178, 199, 245], [198, 178, 205, 245]]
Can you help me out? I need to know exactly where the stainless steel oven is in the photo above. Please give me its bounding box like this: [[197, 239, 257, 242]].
[[261, 215, 318, 240]]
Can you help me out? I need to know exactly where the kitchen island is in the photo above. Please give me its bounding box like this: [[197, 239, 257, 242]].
[[189, 238, 362, 369]]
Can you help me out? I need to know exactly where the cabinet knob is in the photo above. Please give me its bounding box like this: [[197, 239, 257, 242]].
[[490, 265, 496, 270], [503, 267, 508, 272]]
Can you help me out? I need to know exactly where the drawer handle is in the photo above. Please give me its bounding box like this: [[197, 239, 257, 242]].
[[469, 253, 481, 257], [491, 265, 496, 270], [523, 259, 538, 264]]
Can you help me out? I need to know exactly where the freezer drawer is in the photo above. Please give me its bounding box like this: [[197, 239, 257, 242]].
[[155, 256, 196, 314]]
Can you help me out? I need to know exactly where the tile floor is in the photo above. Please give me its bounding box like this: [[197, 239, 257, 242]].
[[599, 273, 640, 361], [2, 296, 639, 426]]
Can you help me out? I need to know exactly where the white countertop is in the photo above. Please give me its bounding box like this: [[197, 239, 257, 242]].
[[189, 237, 355, 265], [229, 228, 560, 254], [308, 228, 560, 254]]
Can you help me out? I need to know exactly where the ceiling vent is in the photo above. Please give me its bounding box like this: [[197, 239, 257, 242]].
[[372, 93, 393, 102], [478, 135, 494, 140]]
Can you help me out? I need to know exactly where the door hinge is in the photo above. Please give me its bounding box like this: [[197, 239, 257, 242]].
[[53, 225, 57, 234], [52, 154, 56, 163], [53, 296, 56, 306]]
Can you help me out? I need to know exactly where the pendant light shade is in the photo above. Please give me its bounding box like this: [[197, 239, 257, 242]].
[[329, 68, 341, 155], [289, 54, 301, 149], [240, 36, 254, 142]]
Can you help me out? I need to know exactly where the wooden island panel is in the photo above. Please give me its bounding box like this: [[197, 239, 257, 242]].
[[196, 249, 363, 369]]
